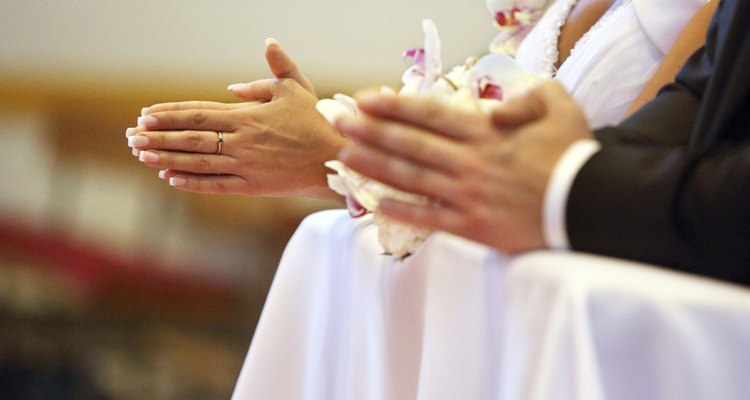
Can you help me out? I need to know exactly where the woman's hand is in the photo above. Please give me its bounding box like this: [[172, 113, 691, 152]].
[[126, 40, 347, 201]]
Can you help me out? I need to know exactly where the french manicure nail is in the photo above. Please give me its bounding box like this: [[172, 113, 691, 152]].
[[125, 127, 136, 137], [141, 107, 150, 116], [265, 37, 279, 47], [132, 148, 139, 157], [227, 83, 246, 91], [169, 176, 187, 187], [139, 151, 159, 163], [128, 135, 149, 148], [137, 116, 158, 128], [158, 170, 166, 180]]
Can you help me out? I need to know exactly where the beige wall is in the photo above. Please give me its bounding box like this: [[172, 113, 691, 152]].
[[1, 0, 497, 94]]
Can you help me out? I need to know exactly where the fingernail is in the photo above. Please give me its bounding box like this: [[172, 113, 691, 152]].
[[125, 127, 136, 138], [355, 91, 381, 105], [139, 151, 159, 163], [169, 176, 187, 187], [227, 83, 247, 91], [334, 115, 358, 133], [132, 148, 139, 157], [265, 37, 279, 47], [141, 107, 150, 116], [137, 116, 158, 128], [158, 170, 167, 180], [128, 135, 149, 148]]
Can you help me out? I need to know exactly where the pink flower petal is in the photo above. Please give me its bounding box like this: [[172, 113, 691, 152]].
[[403, 48, 426, 69], [479, 75, 504, 100], [495, 11, 509, 26], [346, 196, 369, 218]]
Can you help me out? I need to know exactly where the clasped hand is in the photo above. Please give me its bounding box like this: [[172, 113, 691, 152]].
[[336, 81, 593, 253], [126, 40, 347, 201]]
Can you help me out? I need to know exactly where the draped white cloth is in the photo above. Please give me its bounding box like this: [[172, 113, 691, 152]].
[[234, 212, 750, 399], [231, 0, 737, 399]]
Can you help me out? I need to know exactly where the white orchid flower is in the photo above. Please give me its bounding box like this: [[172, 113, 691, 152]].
[[316, 19, 542, 258], [485, 0, 553, 55]]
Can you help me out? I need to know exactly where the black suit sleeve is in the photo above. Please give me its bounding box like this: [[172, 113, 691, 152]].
[[565, 9, 750, 286]]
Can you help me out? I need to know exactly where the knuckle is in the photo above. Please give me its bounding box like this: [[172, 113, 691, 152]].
[[192, 111, 208, 127], [448, 210, 474, 235], [275, 78, 295, 92], [251, 123, 271, 143], [457, 218, 475, 236], [244, 176, 264, 195], [459, 155, 483, 175], [153, 103, 168, 112], [406, 137, 430, 160], [406, 168, 428, 191], [197, 156, 212, 173], [403, 165, 426, 185], [186, 131, 204, 151], [491, 144, 515, 166], [161, 154, 175, 169], [374, 95, 396, 115], [463, 208, 485, 229], [423, 101, 442, 121], [527, 95, 546, 117], [380, 124, 403, 147], [211, 179, 227, 194], [152, 134, 165, 148], [457, 181, 482, 204]]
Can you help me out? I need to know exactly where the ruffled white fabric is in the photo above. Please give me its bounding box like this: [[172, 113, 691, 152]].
[[233, 0, 713, 398], [514, 0, 578, 79], [517, 0, 708, 129]]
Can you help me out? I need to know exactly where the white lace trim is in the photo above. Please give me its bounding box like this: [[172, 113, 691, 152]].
[[566, 0, 633, 64], [539, 0, 578, 79]]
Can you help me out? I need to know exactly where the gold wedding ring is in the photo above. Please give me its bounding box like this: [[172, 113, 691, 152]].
[[216, 131, 224, 155]]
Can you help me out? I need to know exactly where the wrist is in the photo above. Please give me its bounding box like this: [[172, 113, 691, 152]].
[[543, 139, 601, 250]]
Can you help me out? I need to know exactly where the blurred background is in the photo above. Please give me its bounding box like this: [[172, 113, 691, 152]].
[[0, 1, 495, 398]]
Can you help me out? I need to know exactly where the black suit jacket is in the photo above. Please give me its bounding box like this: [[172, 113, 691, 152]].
[[566, 0, 750, 286]]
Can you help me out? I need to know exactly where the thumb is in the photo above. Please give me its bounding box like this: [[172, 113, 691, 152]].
[[491, 92, 545, 129], [227, 79, 277, 102], [265, 38, 316, 96], [489, 81, 570, 129]]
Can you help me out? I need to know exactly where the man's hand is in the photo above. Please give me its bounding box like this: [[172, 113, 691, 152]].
[[337, 81, 593, 253]]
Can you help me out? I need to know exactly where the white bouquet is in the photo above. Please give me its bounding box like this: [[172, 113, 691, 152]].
[[318, 19, 539, 258]]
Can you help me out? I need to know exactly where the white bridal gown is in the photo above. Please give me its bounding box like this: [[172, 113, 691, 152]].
[[231, 0, 750, 399]]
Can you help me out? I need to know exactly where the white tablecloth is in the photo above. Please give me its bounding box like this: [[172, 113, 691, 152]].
[[232, 210, 750, 399]]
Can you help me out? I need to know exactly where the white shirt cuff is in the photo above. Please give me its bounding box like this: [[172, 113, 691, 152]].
[[543, 139, 601, 250]]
